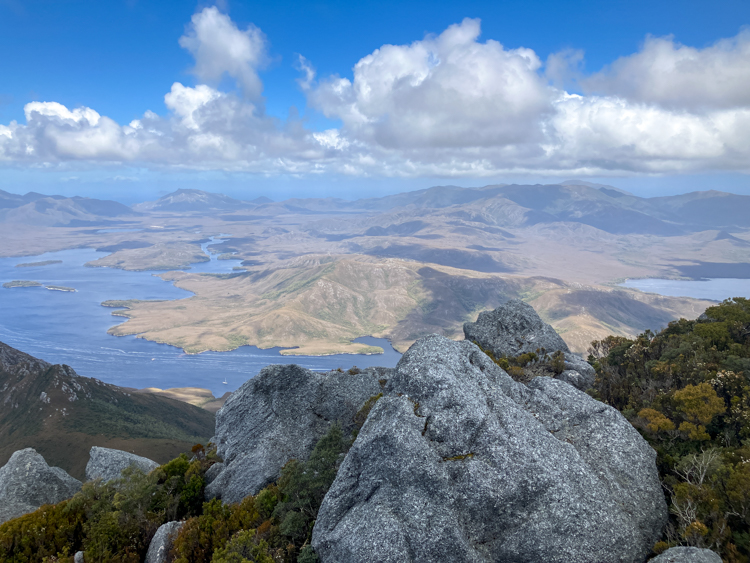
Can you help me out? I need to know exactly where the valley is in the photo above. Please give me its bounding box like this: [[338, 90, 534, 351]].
[[1, 182, 748, 363]]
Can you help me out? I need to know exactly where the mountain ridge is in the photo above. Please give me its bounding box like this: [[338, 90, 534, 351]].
[[0, 341, 215, 480]]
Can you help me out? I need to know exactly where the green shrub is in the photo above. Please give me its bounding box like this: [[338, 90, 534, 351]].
[[0, 500, 84, 562], [0, 444, 219, 563], [172, 424, 347, 563], [590, 297, 750, 559]]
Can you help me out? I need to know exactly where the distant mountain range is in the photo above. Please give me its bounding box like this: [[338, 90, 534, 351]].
[[0, 341, 214, 480], [0, 188, 136, 227], [4, 182, 750, 234], [135, 182, 750, 235]]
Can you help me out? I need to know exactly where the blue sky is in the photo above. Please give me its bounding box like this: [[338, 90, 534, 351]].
[[1, 0, 749, 202]]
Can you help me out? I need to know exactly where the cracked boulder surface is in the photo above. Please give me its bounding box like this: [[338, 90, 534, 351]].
[[206, 364, 386, 503], [463, 299, 596, 390], [312, 335, 667, 563]]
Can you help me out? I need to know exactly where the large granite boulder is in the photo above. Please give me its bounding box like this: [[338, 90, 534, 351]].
[[85, 446, 160, 482], [0, 448, 82, 524], [206, 364, 386, 503], [464, 299, 595, 389], [145, 521, 184, 563], [312, 335, 667, 563], [651, 547, 722, 563]]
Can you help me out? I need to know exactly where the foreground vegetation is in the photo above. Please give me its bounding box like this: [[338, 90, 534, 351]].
[[0, 414, 367, 562], [588, 297, 750, 561], [4, 298, 750, 561], [0, 444, 216, 562]]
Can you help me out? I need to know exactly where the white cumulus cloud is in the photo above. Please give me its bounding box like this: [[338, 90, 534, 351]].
[[582, 30, 750, 110], [179, 6, 268, 100], [311, 18, 552, 149], [1, 14, 749, 178]]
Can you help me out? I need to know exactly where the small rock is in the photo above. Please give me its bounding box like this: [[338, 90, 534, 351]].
[[0, 448, 81, 524], [85, 446, 160, 483], [651, 547, 723, 563], [204, 462, 224, 485], [74, 551, 84, 563], [145, 521, 183, 563], [207, 364, 385, 503]]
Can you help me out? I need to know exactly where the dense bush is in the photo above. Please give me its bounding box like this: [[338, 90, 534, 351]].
[[0, 443, 218, 562], [171, 423, 350, 563], [0, 500, 84, 562], [589, 298, 750, 561]]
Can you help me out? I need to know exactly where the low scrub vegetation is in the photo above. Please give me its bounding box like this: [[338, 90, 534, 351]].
[[0, 425, 351, 563], [0, 444, 217, 562], [170, 423, 350, 563], [589, 297, 750, 561]]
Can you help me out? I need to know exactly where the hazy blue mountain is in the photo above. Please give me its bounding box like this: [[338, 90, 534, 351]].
[[0, 192, 137, 226], [133, 188, 255, 212]]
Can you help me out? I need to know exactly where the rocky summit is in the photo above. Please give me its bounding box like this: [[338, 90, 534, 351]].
[[312, 335, 667, 563], [0, 447, 81, 524], [206, 364, 388, 503], [464, 299, 596, 389]]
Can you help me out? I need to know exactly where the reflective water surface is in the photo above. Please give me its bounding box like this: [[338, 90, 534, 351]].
[[0, 241, 401, 396]]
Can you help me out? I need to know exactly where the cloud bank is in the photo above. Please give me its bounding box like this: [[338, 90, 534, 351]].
[[0, 10, 749, 177]]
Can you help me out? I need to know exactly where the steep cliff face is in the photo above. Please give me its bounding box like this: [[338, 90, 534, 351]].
[[0, 341, 214, 479]]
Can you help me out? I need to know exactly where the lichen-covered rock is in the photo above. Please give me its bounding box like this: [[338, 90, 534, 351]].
[[463, 299, 595, 389], [0, 448, 81, 524], [312, 335, 667, 563], [651, 547, 722, 563], [85, 446, 160, 483], [145, 521, 183, 563], [74, 551, 84, 563], [206, 364, 385, 503]]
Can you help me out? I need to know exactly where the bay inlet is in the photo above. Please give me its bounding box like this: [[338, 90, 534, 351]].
[[0, 241, 401, 397]]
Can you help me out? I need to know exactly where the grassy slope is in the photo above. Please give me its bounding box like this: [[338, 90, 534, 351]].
[[0, 344, 215, 480]]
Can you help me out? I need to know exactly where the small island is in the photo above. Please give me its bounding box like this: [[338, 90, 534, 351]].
[[2, 280, 42, 288], [45, 285, 76, 292], [15, 260, 63, 268]]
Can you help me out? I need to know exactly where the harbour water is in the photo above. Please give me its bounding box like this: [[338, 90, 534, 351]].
[[619, 278, 750, 302], [0, 240, 401, 396]]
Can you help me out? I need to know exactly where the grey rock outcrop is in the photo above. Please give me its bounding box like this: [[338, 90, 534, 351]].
[[651, 547, 722, 563], [204, 461, 224, 485], [85, 446, 160, 483], [464, 299, 595, 389], [206, 364, 385, 503], [0, 448, 82, 524], [312, 335, 667, 563], [145, 521, 184, 563], [74, 551, 84, 563]]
